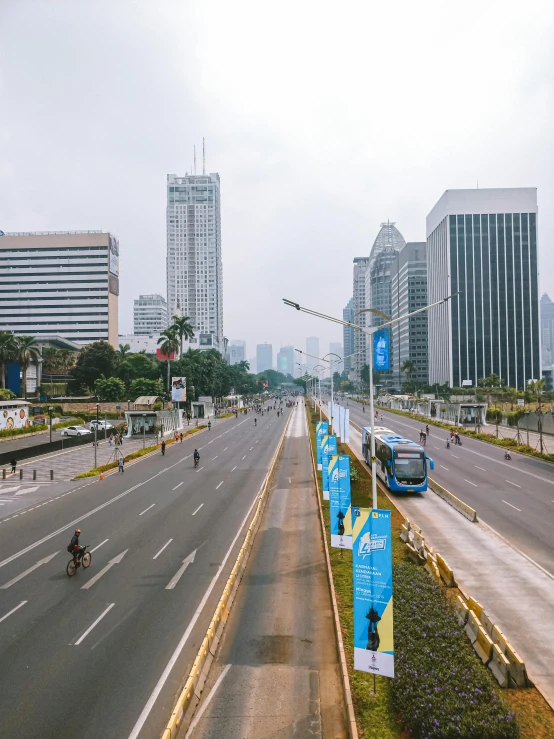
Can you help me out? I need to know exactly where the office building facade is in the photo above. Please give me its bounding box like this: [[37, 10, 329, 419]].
[[134, 294, 168, 335], [277, 345, 295, 376], [166, 173, 223, 351], [256, 343, 273, 373], [0, 231, 119, 346], [391, 242, 428, 386], [229, 340, 246, 365], [540, 293, 554, 368], [343, 299, 354, 374], [427, 188, 540, 389], [350, 257, 369, 383]]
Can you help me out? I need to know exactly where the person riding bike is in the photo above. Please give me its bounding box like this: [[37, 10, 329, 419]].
[[68, 529, 84, 564], [446, 437, 450, 449], [207, 421, 212, 431], [194, 448, 200, 466], [254, 418, 257, 426]]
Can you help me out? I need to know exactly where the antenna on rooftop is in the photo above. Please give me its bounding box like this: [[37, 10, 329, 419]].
[[203, 137, 206, 175]]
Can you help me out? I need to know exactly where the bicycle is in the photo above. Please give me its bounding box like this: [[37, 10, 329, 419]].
[[67, 545, 92, 577], [194, 457, 200, 468]]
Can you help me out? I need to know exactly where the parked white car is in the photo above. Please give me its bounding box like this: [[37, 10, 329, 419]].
[[61, 425, 93, 437], [89, 420, 115, 431]]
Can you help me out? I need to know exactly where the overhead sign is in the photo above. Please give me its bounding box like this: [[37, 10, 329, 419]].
[[329, 454, 352, 549], [373, 329, 390, 372], [321, 435, 337, 500], [316, 421, 328, 471], [352, 508, 394, 678], [109, 234, 119, 276], [171, 377, 187, 403]]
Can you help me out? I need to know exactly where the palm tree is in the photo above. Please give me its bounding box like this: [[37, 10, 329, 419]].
[[118, 343, 131, 361], [170, 315, 195, 358], [0, 332, 17, 389], [15, 336, 41, 399], [401, 360, 417, 387], [158, 328, 180, 395]]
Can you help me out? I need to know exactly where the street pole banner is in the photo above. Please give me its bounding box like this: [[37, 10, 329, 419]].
[[321, 434, 338, 500], [352, 508, 394, 678], [329, 454, 352, 549], [343, 408, 350, 443], [333, 404, 341, 440], [373, 329, 390, 372], [316, 421, 328, 471]]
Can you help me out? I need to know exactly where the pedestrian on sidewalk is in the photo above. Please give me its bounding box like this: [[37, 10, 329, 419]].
[[118, 457, 124, 474], [161, 440, 166, 455], [10, 457, 16, 474], [180, 432, 183, 443], [109, 434, 114, 446]]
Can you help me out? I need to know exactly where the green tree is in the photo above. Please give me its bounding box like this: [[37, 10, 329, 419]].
[[170, 315, 195, 357], [401, 360, 417, 385], [0, 332, 17, 389], [15, 336, 41, 399], [94, 376, 126, 401], [69, 341, 118, 394], [118, 343, 131, 360], [117, 352, 159, 390], [129, 377, 164, 399], [0, 388, 16, 401]]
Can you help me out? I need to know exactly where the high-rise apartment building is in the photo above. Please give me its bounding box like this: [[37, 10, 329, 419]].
[[540, 294, 554, 368], [427, 188, 540, 389], [391, 243, 428, 386], [166, 173, 223, 350], [306, 337, 320, 370], [343, 299, 354, 374], [133, 294, 168, 335], [277, 345, 295, 376], [256, 343, 273, 373], [229, 340, 246, 365], [0, 231, 119, 346], [350, 257, 369, 383]]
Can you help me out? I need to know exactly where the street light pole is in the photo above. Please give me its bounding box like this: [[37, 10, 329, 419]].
[[48, 406, 53, 444], [94, 402, 99, 469]]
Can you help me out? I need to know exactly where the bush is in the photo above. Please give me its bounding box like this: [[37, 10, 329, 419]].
[[52, 418, 84, 430], [392, 564, 519, 738]]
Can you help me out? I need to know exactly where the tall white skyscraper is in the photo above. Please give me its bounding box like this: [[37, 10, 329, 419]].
[[166, 173, 223, 350]]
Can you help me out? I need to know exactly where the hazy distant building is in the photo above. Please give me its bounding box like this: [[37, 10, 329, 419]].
[[229, 340, 246, 365], [166, 172, 223, 351], [277, 345, 295, 376], [134, 294, 168, 335], [329, 342, 344, 375], [350, 257, 369, 383], [427, 188, 540, 389], [343, 299, 354, 374], [391, 243, 428, 386], [306, 337, 320, 370], [256, 343, 273, 373], [541, 293, 554, 368]]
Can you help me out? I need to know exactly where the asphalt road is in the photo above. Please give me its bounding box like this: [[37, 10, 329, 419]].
[[187, 403, 347, 739], [0, 405, 290, 739], [342, 399, 554, 576]]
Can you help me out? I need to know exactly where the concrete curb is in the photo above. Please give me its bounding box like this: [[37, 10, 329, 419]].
[[428, 477, 478, 522], [307, 405, 359, 739], [160, 411, 293, 739]]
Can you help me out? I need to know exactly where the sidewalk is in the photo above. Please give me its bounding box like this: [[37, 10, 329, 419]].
[[186, 405, 348, 739]]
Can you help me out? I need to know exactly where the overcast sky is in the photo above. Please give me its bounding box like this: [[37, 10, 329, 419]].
[[1, 0, 553, 366]]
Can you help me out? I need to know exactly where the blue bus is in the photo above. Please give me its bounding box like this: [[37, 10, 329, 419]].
[[362, 426, 434, 493]]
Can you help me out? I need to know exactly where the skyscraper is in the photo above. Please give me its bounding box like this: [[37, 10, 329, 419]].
[[277, 345, 295, 376], [134, 294, 168, 335], [427, 188, 540, 389], [350, 257, 369, 383], [256, 343, 273, 373], [343, 299, 354, 374], [229, 340, 246, 365], [541, 294, 554, 368], [166, 173, 223, 351], [391, 243, 428, 386]]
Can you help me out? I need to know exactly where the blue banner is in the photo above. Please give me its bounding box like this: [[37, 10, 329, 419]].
[[373, 328, 390, 371], [329, 454, 352, 549], [321, 435, 337, 500], [352, 508, 394, 677], [316, 421, 328, 470]]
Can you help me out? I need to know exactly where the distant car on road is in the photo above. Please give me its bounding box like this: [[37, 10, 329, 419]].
[[61, 425, 93, 437], [89, 420, 115, 431]]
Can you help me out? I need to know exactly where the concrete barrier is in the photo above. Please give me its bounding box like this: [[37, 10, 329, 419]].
[[473, 625, 494, 664], [480, 610, 494, 637], [454, 595, 468, 626], [505, 643, 529, 688], [464, 610, 481, 644], [467, 596, 483, 620], [436, 553, 456, 587], [428, 477, 478, 522], [491, 624, 507, 654], [489, 644, 511, 688]]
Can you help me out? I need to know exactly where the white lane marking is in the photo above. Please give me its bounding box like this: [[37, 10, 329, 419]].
[[223, 447, 228, 452], [216, 481, 224, 490], [255, 440, 259, 444], [432, 445, 439, 449], [173, 482, 184, 490], [139, 504, 156, 516], [212, 456, 218, 461], [73, 603, 115, 645], [196, 466, 204, 473], [0, 600, 27, 624], [475, 466, 487, 471], [90, 539, 109, 553], [0, 551, 59, 589], [81, 550, 128, 590], [502, 500, 522, 512], [126, 468, 270, 739], [506, 480, 521, 488], [165, 549, 197, 590], [464, 479, 478, 487], [242, 455, 246, 460], [231, 466, 237, 472], [288, 477, 291, 483], [185, 664, 232, 738], [153, 539, 173, 559], [191, 504, 204, 516], [439, 465, 449, 471], [15, 486, 39, 496], [249, 447, 254, 451], [451, 454, 459, 459]]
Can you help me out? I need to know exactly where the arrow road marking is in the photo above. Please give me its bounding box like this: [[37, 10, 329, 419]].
[[15, 486, 40, 495], [0, 601, 27, 624], [0, 486, 21, 495], [73, 603, 115, 645], [81, 550, 128, 590], [0, 551, 59, 589], [165, 549, 197, 590]]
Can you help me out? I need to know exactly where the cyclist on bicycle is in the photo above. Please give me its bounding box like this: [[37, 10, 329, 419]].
[[254, 418, 257, 426], [68, 529, 84, 563], [194, 449, 200, 466]]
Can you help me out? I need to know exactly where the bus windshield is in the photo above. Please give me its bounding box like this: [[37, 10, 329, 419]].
[[394, 451, 425, 482]]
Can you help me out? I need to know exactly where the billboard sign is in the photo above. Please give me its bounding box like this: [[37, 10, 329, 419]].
[[353, 508, 394, 678], [321, 434, 337, 500], [0, 404, 29, 431], [373, 328, 390, 371], [109, 235, 120, 276], [329, 454, 352, 548], [171, 377, 187, 403]]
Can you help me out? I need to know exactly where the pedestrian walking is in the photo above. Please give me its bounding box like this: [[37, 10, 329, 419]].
[[118, 457, 124, 474], [180, 433, 183, 443], [207, 421, 211, 431], [161, 440, 166, 455], [109, 434, 114, 446], [10, 457, 16, 474]]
